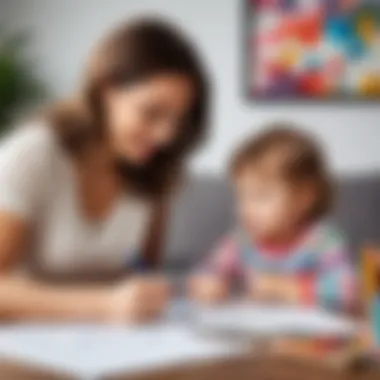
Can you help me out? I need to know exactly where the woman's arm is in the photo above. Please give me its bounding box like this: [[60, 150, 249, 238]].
[[0, 276, 109, 322], [0, 212, 169, 323], [0, 211, 111, 321]]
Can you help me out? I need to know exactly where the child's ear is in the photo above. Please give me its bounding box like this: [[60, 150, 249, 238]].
[[297, 182, 317, 219]]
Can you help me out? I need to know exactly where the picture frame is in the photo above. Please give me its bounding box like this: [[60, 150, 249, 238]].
[[244, 0, 380, 101]]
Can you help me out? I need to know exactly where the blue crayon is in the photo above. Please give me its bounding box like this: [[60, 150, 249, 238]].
[[371, 296, 380, 347]]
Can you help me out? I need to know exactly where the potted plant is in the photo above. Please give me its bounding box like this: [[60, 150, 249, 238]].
[[0, 27, 46, 135]]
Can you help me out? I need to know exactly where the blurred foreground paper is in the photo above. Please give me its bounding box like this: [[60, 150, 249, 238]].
[[196, 302, 357, 338], [0, 302, 357, 379], [0, 323, 240, 379]]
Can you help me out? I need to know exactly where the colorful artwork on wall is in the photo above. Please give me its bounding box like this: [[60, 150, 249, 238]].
[[246, 0, 380, 100]]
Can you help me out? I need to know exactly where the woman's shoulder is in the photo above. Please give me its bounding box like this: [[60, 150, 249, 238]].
[[0, 120, 64, 188], [0, 120, 61, 167], [0, 120, 63, 220], [0, 120, 55, 152]]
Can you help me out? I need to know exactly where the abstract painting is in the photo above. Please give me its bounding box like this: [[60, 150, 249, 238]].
[[246, 0, 380, 100]]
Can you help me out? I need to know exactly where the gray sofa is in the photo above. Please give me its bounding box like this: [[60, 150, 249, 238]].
[[163, 174, 380, 270]]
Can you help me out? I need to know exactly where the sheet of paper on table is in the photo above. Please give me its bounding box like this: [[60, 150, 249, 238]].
[[195, 302, 357, 338], [0, 301, 358, 379], [0, 323, 241, 379]]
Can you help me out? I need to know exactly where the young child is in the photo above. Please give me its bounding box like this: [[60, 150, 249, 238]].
[[190, 125, 357, 312]]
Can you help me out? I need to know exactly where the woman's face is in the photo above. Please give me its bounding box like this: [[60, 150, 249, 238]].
[[104, 73, 195, 165]]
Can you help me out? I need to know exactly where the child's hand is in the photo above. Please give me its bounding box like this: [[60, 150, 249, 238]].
[[107, 276, 171, 324], [276, 276, 300, 304], [188, 274, 229, 305], [249, 274, 299, 304], [248, 273, 279, 301]]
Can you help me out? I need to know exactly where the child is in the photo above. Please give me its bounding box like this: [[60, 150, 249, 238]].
[[190, 125, 357, 312]]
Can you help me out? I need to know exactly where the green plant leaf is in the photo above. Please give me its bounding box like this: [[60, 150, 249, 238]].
[[0, 26, 46, 134]]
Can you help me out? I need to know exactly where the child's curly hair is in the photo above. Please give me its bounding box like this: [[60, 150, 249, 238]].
[[230, 123, 333, 222]]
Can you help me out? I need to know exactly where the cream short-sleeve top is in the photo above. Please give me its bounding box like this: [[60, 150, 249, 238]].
[[0, 122, 152, 277]]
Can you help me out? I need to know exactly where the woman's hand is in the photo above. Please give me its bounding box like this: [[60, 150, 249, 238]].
[[188, 274, 229, 305], [107, 276, 171, 324]]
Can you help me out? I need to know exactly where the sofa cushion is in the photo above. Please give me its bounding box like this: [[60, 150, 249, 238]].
[[164, 174, 380, 270]]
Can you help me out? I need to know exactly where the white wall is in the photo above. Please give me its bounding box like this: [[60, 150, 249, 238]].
[[2, 0, 380, 175]]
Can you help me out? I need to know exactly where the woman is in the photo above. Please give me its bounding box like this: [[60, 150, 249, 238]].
[[0, 19, 208, 323]]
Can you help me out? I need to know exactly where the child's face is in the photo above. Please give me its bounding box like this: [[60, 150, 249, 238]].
[[234, 166, 311, 242]]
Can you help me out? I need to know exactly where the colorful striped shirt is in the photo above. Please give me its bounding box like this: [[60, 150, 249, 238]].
[[201, 222, 357, 311]]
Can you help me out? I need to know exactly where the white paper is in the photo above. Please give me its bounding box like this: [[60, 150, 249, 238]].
[[0, 301, 357, 379], [0, 323, 240, 379], [196, 302, 357, 337]]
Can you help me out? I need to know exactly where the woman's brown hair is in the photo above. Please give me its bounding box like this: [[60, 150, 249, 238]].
[[48, 18, 209, 199], [230, 124, 333, 222]]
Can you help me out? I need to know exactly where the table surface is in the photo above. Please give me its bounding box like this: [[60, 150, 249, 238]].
[[1, 354, 380, 380]]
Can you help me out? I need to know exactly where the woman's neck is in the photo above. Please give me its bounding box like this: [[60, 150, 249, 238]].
[[79, 140, 116, 175]]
